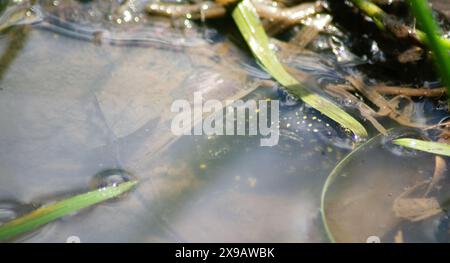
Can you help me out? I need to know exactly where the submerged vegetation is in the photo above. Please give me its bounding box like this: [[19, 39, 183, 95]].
[[0, 0, 449, 242], [232, 0, 368, 138], [0, 181, 137, 242], [409, 0, 450, 97], [350, 0, 450, 50], [393, 138, 450, 157]]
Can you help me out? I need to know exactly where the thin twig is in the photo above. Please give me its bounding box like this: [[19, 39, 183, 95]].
[[146, 2, 226, 19], [374, 85, 446, 97], [330, 83, 446, 97]]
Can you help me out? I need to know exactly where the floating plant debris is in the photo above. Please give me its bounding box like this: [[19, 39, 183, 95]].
[[232, 0, 368, 139], [1, 0, 450, 244]]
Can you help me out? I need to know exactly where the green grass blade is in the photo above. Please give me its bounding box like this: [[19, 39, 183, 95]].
[[350, 0, 450, 50], [409, 0, 450, 98], [393, 138, 450, 157], [232, 0, 368, 138], [351, 0, 386, 29], [0, 180, 138, 242], [0, 2, 7, 15]]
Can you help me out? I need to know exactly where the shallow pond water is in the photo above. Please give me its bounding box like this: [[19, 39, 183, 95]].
[[0, 0, 449, 243]]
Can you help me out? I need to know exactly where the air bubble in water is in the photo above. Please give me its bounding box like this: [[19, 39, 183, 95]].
[[89, 169, 134, 190], [0, 200, 34, 225]]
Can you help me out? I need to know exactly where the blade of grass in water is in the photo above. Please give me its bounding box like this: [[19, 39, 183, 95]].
[[0, 180, 138, 242], [321, 133, 383, 242], [232, 0, 368, 139], [409, 0, 450, 101], [350, 0, 450, 50], [393, 138, 450, 157]]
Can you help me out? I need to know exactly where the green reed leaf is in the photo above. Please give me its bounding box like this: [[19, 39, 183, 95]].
[[232, 0, 368, 138], [350, 0, 450, 50], [0, 180, 138, 242], [409, 0, 450, 101], [393, 138, 450, 157]]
